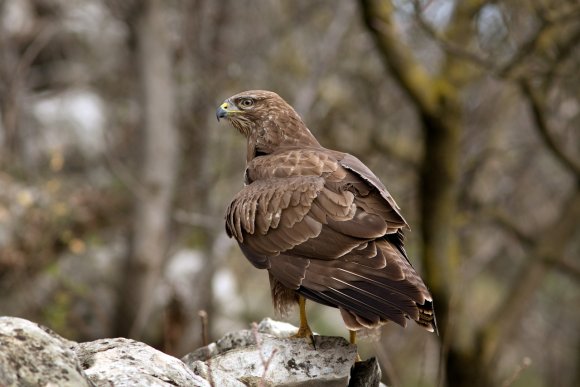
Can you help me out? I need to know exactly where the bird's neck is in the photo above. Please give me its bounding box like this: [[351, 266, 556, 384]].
[[246, 120, 320, 162]]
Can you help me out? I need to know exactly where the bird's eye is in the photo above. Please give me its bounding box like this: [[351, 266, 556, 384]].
[[240, 98, 254, 108]]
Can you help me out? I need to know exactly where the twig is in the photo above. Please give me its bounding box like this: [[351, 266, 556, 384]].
[[15, 23, 58, 82], [519, 79, 580, 179], [412, 0, 579, 86], [501, 357, 532, 387], [199, 310, 209, 347], [200, 310, 214, 386], [369, 131, 420, 169], [541, 3, 580, 24], [205, 349, 214, 387], [480, 191, 580, 367], [486, 207, 534, 247], [251, 322, 278, 387], [498, 19, 549, 78], [545, 258, 580, 283], [359, 0, 437, 116], [101, 129, 148, 201], [292, 0, 356, 116], [542, 25, 580, 90], [411, 0, 494, 70]]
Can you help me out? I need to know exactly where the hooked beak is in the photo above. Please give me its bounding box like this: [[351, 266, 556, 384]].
[[216, 100, 241, 121]]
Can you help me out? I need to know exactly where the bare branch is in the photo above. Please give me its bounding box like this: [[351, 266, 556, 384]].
[[519, 79, 580, 179], [498, 2, 580, 79], [292, 1, 356, 116], [546, 258, 580, 283], [15, 23, 58, 81], [102, 148, 148, 201], [541, 3, 580, 24], [411, 0, 580, 89], [498, 21, 549, 78], [251, 322, 278, 386], [198, 310, 209, 347], [485, 207, 534, 247], [542, 26, 580, 89], [359, 0, 437, 116], [480, 190, 580, 367], [501, 357, 532, 387], [411, 0, 494, 70], [369, 131, 421, 169]]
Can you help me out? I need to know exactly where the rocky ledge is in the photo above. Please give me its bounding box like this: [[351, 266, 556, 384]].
[[0, 316, 383, 386]]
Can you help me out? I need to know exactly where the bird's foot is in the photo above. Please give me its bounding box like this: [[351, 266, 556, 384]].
[[292, 296, 316, 348], [349, 330, 362, 362], [292, 324, 316, 349]]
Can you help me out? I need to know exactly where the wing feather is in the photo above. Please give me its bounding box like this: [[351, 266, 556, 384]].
[[227, 147, 436, 332], [339, 153, 408, 229]]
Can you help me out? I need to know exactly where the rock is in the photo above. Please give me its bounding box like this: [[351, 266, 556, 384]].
[[0, 316, 91, 387], [257, 317, 300, 337], [188, 360, 247, 387], [0, 316, 382, 386], [183, 319, 358, 387], [349, 357, 382, 387], [75, 337, 208, 386]]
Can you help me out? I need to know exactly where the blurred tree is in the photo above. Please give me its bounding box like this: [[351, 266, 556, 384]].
[[0, 1, 578, 385], [168, 0, 232, 354], [359, 0, 579, 386], [113, 0, 179, 340]]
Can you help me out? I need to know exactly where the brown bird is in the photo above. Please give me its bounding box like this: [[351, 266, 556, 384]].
[[217, 90, 436, 345]]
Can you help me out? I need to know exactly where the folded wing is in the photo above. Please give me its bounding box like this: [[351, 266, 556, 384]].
[[226, 150, 436, 332]]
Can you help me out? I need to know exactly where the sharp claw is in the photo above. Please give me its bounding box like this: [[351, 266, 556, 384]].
[[291, 325, 317, 349]]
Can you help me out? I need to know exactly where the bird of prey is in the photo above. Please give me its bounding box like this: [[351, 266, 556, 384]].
[[217, 90, 436, 344]]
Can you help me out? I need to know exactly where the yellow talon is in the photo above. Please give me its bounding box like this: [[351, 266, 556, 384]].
[[292, 296, 316, 347], [349, 330, 362, 362], [349, 329, 357, 344]]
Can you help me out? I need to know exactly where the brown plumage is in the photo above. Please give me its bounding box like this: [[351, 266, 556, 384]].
[[217, 90, 437, 334]]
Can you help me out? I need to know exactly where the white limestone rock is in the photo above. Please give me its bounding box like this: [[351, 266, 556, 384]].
[[0, 316, 92, 387], [75, 337, 209, 387], [183, 318, 358, 387], [0, 316, 380, 387]]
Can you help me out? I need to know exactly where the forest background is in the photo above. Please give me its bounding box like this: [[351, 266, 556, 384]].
[[0, 1, 578, 386]]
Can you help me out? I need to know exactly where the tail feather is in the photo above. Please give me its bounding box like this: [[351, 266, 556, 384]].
[[298, 232, 437, 332]]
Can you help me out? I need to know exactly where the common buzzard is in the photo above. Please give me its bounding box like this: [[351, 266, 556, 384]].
[[217, 90, 436, 343]]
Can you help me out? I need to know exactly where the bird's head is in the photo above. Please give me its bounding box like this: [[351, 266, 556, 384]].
[[216, 90, 279, 136], [217, 90, 320, 158]]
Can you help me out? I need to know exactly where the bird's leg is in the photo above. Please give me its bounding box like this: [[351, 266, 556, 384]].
[[293, 296, 315, 347], [349, 330, 362, 362]]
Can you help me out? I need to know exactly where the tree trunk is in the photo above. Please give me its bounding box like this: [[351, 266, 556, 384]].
[[358, 1, 488, 385], [115, 0, 179, 339]]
